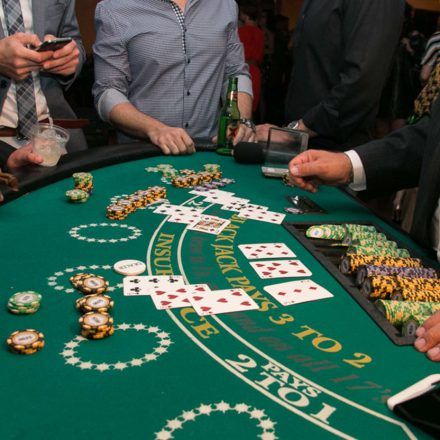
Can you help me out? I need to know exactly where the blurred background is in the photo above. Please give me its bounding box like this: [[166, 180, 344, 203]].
[[69, 0, 440, 148]]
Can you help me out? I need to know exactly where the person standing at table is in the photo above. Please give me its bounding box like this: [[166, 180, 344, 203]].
[[0, 0, 86, 170], [93, 0, 256, 155], [257, 0, 405, 151], [238, 3, 264, 116], [286, 95, 440, 361]]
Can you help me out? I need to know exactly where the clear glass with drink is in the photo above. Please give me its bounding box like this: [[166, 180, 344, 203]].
[[31, 123, 69, 167]]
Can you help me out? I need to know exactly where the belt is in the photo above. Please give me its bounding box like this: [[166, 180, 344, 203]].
[[0, 119, 89, 137]]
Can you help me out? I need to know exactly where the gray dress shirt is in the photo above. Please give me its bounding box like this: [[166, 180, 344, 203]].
[[93, 0, 252, 140]]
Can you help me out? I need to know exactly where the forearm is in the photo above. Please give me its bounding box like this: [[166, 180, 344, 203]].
[[238, 92, 253, 119], [109, 102, 165, 140]]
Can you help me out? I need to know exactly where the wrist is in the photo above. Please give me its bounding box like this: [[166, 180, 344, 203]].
[[342, 153, 354, 184], [239, 118, 256, 133]]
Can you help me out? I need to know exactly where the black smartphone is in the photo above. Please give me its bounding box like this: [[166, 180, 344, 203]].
[[388, 375, 440, 438], [36, 37, 72, 52]]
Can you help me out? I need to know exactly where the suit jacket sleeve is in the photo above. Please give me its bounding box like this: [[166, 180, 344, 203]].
[[302, 0, 404, 140], [0, 141, 15, 169], [54, 0, 86, 89], [354, 114, 430, 193]]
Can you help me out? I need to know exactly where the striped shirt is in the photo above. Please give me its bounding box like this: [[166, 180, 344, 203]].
[[421, 31, 440, 67], [93, 0, 252, 140]]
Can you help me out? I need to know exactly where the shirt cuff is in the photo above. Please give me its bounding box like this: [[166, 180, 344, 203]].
[[344, 150, 367, 191], [97, 88, 130, 123], [237, 74, 253, 98]]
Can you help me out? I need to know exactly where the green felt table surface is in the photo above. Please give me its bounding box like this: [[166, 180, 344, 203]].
[[0, 152, 438, 440]]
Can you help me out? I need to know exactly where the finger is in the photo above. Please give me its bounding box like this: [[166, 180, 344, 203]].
[[52, 40, 77, 59], [47, 63, 77, 75], [26, 152, 44, 165], [290, 160, 322, 179], [42, 53, 76, 70], [165, 139, 180, 155], [160, 145, 171, 155], [419, 310, 440, 332], [233, 125, 246, 145], [181, 132, 194, 152], [427, 344, 440, 361], [0, 192, 3, 202], [414, 322, 440, 352], [211, 136, 218, 144]]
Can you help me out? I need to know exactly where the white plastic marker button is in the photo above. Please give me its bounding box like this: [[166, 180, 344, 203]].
[[113, 260, 146, 276]]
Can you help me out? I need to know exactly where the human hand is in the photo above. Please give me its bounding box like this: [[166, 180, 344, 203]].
[[6, 143, 43, 169], [415, 311, 440, 361], [256, 123, 279, 142], [288, 150, 353, 193], [147, 124, 195, 155], [233, 121, 257, 144], [0, 33, 52, 80], [0, 170, 18, 202], [41, 35, 80, 76]]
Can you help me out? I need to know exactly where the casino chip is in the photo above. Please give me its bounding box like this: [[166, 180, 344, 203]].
[[76, 294, 114, 314], [79, 312, 114, 339], [7, 291, 42, 315], [113, 259, 146, 276], [6, 329, 45, 355], [70, 273, 109, 295]]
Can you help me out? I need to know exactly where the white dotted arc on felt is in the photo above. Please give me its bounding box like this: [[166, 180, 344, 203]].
[[155, 402, 278, 440], [47, 264, 123, 294], [60, 324, 172, 372], [68, 223, 142, 244]]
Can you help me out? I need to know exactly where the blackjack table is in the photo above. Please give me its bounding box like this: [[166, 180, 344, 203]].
[[0, 143, 438, 440]]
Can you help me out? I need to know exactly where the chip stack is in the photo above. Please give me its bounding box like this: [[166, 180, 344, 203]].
[[402, 316, 431, 336], [6, 329, 45, 355], [361, 275, 398, 299], [79, 312, 114, 339], [391, 287, 440, 302], [356, 265, 438, 286], [65, 189, 89, 203], [343, 231, 387, 245], [106, 186, 167, 220], [306, 225, 346, 240], [168, 164, 223, 189], [376, 300, 440, 327], [348, 246, 410, 258], [339, 255, 422, 274], [70, 273, 109, 295], [73, 172, 94, 194], [7, 291, 42, 315], [75, 294, 113, 314]]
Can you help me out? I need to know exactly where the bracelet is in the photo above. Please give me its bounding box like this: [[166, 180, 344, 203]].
[[239, 118, 256, 133]]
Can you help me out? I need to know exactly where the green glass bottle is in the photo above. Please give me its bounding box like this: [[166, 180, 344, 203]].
[[216, 76, 240, 156]]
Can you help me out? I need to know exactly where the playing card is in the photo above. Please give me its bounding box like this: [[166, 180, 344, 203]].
[[237, 208, 285, 224], [220, 197, 252, 212], [238, 243, 296, 259], [153, 204, 202, 216], [150, 284, 211, 310], [244, 203, 268, 211], [263, 280, 333, 305], [250, 259, 312, 279], [188, 288, 259, 316], [123, 275, 185, 296], [167, 210, 202, 224], [188, 215, 231, 235], [190, 189, 235, 199]]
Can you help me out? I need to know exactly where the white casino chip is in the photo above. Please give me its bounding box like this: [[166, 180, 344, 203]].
[[113, 259, 146, 276]]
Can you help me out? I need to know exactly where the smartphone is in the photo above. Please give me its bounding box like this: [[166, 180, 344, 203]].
[[36, 37, 72, 52], [388, 375, 440, 438]]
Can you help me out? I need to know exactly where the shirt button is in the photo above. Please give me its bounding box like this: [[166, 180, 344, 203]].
[[187, 91, 190, 96], [185, 123, 189, 128], [187, 59, 191, 64]]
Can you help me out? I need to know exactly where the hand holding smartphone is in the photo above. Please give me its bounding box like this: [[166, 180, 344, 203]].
[[36, 37, 72, 52]]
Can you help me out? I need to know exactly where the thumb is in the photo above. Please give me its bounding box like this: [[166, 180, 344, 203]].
[[290, 160, 321, 178], [16, 33, 42, 48], [26, 152, 44, 165]]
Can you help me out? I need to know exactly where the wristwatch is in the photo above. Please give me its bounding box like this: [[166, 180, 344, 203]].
[[240, 118, 256, 133], [287, 120, 300, 130]]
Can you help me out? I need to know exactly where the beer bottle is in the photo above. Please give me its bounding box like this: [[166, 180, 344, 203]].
[[217, 76, 240, 155]]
